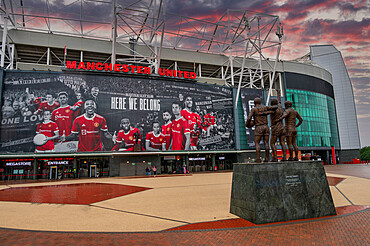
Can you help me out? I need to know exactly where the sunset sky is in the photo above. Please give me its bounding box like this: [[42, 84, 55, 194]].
[[166, 0, 369, 147], [3, 0, 369, 146]]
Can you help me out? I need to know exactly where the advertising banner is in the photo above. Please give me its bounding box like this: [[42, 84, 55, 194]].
[[240, 88, 263, 148], [0, 72, 235, 153]]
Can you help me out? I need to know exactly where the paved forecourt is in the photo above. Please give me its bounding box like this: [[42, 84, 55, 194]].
[[0, 165, 369, 232]]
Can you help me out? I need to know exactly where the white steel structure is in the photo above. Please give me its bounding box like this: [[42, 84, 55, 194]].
[[0, 0, 283, 103]]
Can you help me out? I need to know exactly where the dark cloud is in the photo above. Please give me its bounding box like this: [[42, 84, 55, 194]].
[[337, 1, 368, 15]]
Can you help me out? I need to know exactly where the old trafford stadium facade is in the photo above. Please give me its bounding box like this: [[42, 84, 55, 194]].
[[0, 2, 360, 180]]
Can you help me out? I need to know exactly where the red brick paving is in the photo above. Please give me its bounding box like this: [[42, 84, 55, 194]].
[[0, 183, 151, 204], [167, 218, 256, 231], [167, 205, 370, 231], [336, 205, 370, 215], [0, 209, 368, 245]]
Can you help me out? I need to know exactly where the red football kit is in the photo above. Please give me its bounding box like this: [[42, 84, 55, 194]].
[[161, 122, 172, 150], [146, 131, 165, 150], [181, 109, 201, 144], [52, 105, 75, 136], [71, 114, 108, 152], [171, 117, 190, 150], [190, 129, 201, 147], [73, 99, 84, 116], [204, 113, 216, 125], [36, 121, 59, 151], [35, 101, 60, 114], [73, 100, 83, 108], [112, 127, 142, 151], [181, 109, 201, 128]]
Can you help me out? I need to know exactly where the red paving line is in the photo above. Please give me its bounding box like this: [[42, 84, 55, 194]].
[[166, 205, 370, 231], [0, 208, 369, 245]]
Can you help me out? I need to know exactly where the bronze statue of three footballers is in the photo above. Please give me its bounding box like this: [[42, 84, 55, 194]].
[[246, 94, 303, 163]]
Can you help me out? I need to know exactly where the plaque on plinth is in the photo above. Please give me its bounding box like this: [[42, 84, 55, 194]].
[[230, 161, 336, 224]]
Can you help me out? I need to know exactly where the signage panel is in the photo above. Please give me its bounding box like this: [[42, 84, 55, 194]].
[[5, 161, 32, 166], [0, 72, 235, 153]]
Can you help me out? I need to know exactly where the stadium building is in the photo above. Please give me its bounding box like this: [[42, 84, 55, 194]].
[[0, 2, 360, 180]]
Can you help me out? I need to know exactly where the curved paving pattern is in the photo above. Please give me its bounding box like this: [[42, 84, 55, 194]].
[[0, 209, 369, 245], [0, 165, 369, 244]]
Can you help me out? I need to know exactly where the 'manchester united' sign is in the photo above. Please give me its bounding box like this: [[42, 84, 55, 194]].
[[66, 61, 197, 80]]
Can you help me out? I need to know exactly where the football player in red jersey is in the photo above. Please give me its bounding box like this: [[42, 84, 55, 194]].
[[161, 110, 172, 150], [190, 123, 201, 150], [35, 110, 60, 152], [171, 101, 190, 150], [146, 122, 166, 151], [112, 118, 142, 151], [181, 96, 201, 146], [34, 93, 60, 115], [52, 92, 78, 137], [61, 99, 112, 152], [72, 91, 84, 116]]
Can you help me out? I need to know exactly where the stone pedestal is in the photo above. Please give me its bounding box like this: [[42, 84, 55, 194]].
[[230, 161, 336, 224]]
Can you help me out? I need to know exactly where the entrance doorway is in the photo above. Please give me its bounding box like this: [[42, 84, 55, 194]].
[[77, 157, 109, 178], [90, 165, 97, 178], [50, 166, 57, 180]]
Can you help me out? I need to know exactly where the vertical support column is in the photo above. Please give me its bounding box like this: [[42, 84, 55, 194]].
[[230, 55, 234, 86], [174, 61, 178, 71], [154, 46, 158, 74], [198, 64, 202, 77], [10, 44, 14, 69], [111, 0, 117, 66], [185, 155, 189, 173], [257, 19, 264, 89], [326, 150, 330, 165], [80, 51, 83, 62], [73, 158, 77, 178], [46, 47, 51, 65], [212, 155, 216, 171], [33, 159, 38, 180], [221, 66, 225, 79], [278, 72, 284, 97], [1, 13, 9, 68]]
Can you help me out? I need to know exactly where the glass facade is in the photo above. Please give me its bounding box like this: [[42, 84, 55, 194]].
[[286, 89, 340, 148]]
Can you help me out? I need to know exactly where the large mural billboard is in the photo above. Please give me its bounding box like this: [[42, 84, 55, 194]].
[[0, 72, 235, 153]]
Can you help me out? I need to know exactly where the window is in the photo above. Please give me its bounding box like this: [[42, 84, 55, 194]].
[[286, 89, 340, 148]]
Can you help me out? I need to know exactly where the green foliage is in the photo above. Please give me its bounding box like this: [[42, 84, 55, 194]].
[[360, 146, 370, 161]]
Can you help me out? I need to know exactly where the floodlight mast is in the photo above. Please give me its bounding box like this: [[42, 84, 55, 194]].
[[111, 0, 117, 66]]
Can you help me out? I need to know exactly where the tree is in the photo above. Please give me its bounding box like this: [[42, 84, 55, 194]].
[[360, 146, 370, 161]]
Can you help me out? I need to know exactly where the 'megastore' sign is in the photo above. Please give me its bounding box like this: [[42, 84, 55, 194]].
[[66, 61, 197, 80]]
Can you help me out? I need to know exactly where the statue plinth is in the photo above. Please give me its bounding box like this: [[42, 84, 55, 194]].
[[230, 161, 336, 224]]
